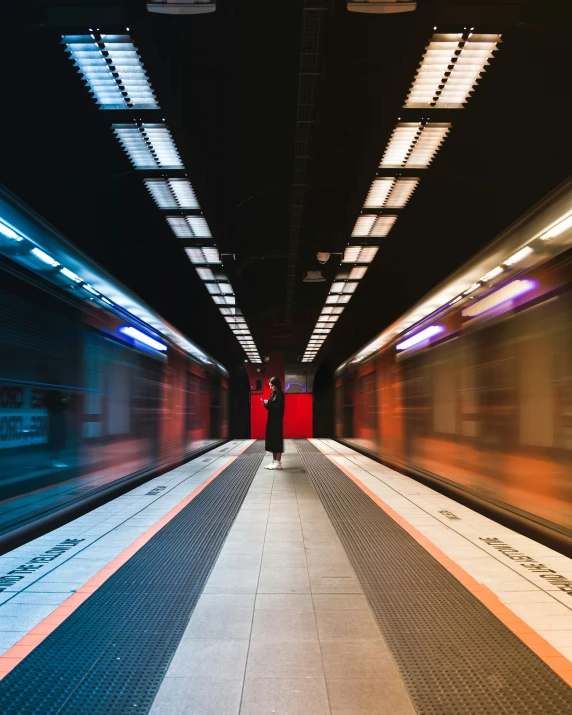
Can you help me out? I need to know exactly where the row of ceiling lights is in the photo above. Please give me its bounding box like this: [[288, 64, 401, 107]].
[[302, 30, 502, 363], [62, 32, 262, 362]]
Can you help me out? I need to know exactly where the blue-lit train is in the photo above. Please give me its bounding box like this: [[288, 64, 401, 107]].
[[336, 178, 572, 550], [0, 187, 228, 546]]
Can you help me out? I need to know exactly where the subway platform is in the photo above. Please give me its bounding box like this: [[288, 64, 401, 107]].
[[0, 440, 571, 714]]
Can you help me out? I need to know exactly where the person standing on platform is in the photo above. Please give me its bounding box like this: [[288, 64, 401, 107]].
[[262, 376, 284, 470]]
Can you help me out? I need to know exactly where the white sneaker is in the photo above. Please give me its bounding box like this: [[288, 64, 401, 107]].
[[274, 462, 283, 470], [264, 461, 277, 470]]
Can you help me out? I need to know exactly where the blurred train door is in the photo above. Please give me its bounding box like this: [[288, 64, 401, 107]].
[[342, 378, 354, 438], [210, 380, 222, 440], [82, 331, 162, 475], [401, 357, 431, 465], [357, 370, 379, 453]]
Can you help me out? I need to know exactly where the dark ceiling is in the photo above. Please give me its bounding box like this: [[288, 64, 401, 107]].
[[2, 0, 572, 375]]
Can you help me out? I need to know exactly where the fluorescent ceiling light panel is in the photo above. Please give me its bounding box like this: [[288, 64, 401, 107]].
[[167, 216, 212, 239], [379, 122, 451, 169], [196, 267, 214, 280], [364, 178, 393, 209], [352, 216, 376, 237], [113, 124, 183, 169], [144, 179, 199, 210], [385, 178, 420, 208], [321, 306, 344, 315], [62, 35, 159, 110], [326, 294, 352, 305], [342, 246, 379, 263], [504, 246, 533, 266], [187, 217, 211, 237], [371, 216, 398, 237], [352, 216, 397, 238], [405, 34, 502, 109], [349, 266, 367, 280], [364, 178, 419, 209], [185, 247, 221, 264]]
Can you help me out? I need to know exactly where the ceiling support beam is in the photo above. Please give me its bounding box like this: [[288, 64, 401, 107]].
[[284, 0, 331, 322]]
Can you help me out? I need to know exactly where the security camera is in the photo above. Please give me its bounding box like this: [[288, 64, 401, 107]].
[[317, 252, 330, 264]]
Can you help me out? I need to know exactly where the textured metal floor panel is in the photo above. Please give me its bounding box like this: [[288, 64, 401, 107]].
[[0, 441, 264, 715], [295, 440, 572, 715]]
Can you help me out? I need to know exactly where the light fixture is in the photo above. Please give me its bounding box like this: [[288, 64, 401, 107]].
[[404, 33, 501, 109], [352, 215, 398, 238], [144, 179, 199, 210], [364, 177, 419, 209], [364, 179, 393, 209], [396, 325, 445, 351], [118, 325, 168, 352], [464, 282, 480, 295], [504, 246, 533, 266], [31, 247, 59, 267], [540, 212, 572, 241], [167, 216, 212, 238], [60, 267, 82, 283], [196, 267, 215, 281], [185, 247, 221, 264], [0, 221, 23, 241], [113, 124, 183, 170], [62, 34, 159, 110], [326, 294, 351, 304], [462, 279, 537, 318], [379, 122, 451, 169], [342, 246, 378, 263], [348, 266, 367, 279], [480, 266, 503, 282]]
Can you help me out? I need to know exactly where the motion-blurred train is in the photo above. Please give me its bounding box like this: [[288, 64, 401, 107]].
[[336, 178, 572, 549], [0, 187, 228, 543]]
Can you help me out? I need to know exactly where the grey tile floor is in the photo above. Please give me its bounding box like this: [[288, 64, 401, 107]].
[[150, 441, 415, 715]]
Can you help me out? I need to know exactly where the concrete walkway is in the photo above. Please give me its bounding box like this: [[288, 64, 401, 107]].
[[150, 440, 414, 715]]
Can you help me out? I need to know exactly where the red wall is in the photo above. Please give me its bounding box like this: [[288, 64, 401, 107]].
[[284, 394, 313, 438]]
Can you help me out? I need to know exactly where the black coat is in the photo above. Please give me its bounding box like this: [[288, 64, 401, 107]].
[[264, 389, 284, 453]]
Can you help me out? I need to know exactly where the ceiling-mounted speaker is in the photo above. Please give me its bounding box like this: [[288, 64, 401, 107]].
[[303, 271, 327, 283], [347, 0, 417, 13], [147, 0, 216, 14]]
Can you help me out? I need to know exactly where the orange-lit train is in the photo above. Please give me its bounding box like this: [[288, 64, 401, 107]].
[[0, 187, 228, 546], [335, 178, 572, 550]]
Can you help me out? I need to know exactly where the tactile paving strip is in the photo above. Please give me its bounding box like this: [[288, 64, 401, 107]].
[[0, 441, 265, 715], [295, 440, 572, 714]]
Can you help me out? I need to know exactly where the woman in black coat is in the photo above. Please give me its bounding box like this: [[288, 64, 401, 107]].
[[262, 376, 284, 470]]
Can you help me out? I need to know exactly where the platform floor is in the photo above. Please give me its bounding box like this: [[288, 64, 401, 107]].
[[0, 439, 571, 714]]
